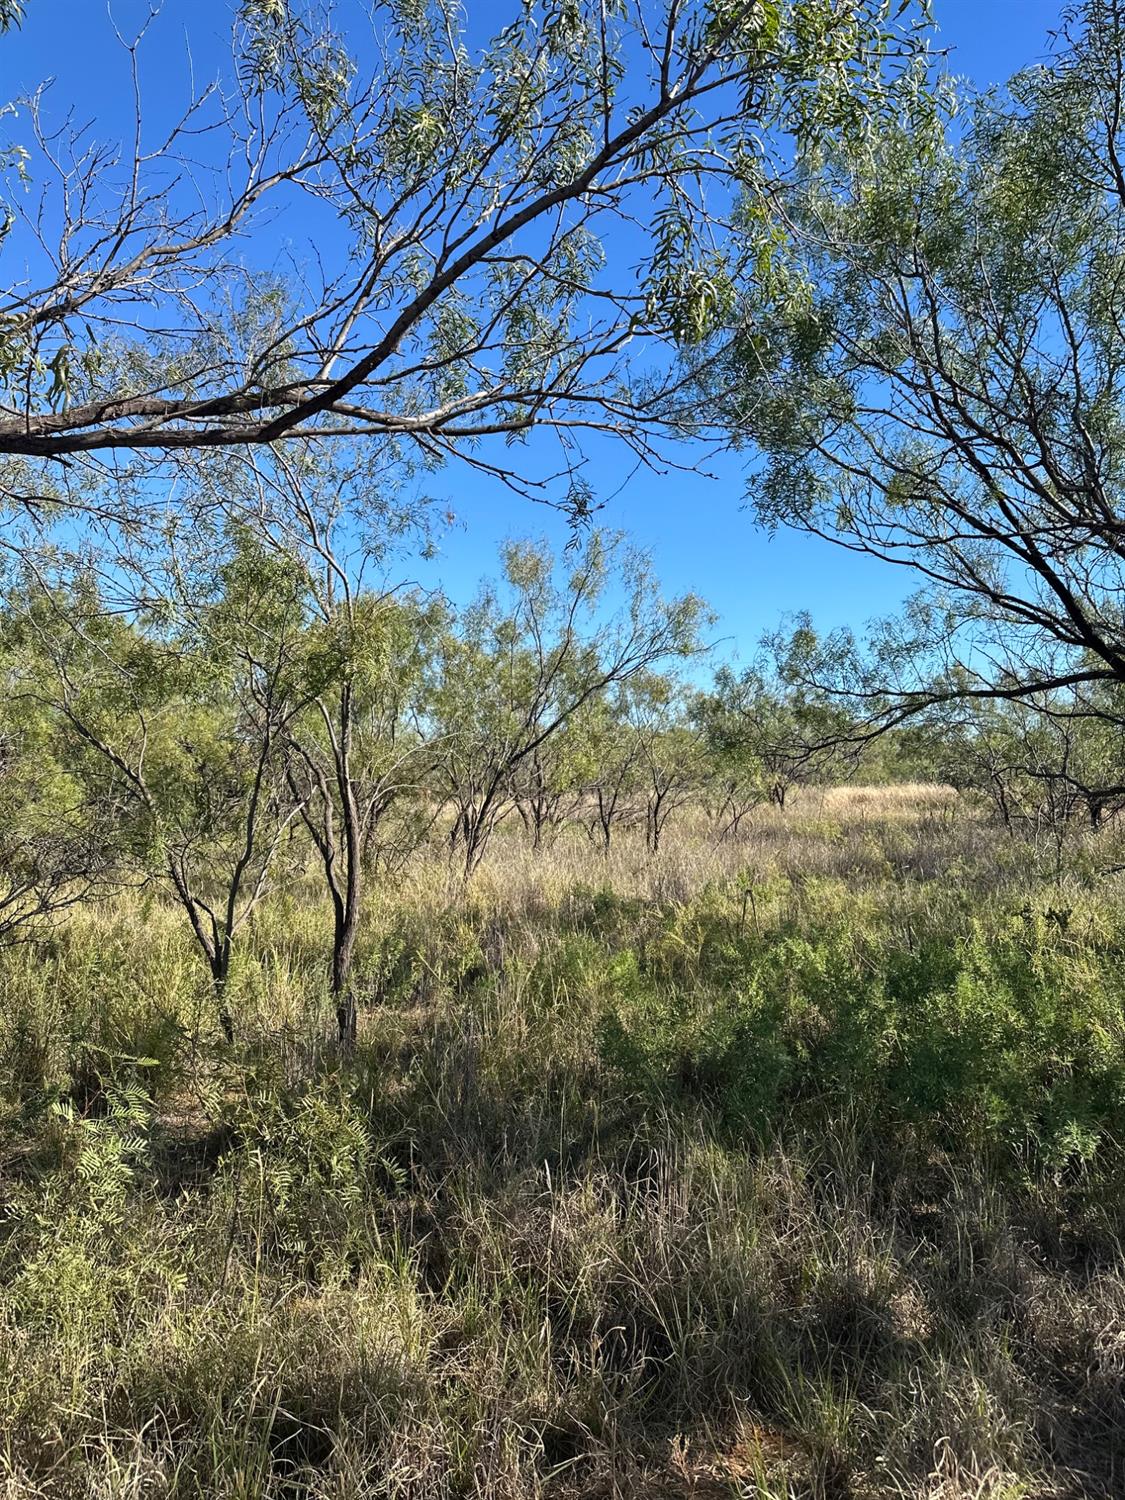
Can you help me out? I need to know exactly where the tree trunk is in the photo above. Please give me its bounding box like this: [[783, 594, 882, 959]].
[[332, 934, 359, 1048], [647, 789, 665, 852], [596, 789, 615, 855], [331, 847, 362, 1050], [211, 951, 235, 1043], [335, 988, 357, 1049]]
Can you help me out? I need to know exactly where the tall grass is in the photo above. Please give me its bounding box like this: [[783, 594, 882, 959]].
[[1, 790, 1123, 1497]]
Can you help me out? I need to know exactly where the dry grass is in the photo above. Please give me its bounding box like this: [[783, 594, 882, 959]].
[[0, 787, 1123, 1498], [444, 784, 971, 912]]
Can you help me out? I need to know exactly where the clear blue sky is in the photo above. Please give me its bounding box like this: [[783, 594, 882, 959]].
[[5, 0, 1064, 660], [419, 0, 1065, 661]]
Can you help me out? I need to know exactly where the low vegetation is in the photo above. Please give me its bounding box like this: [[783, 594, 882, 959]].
[[6, 1, 1125, 1495], [3, 789, 1124, 1499]]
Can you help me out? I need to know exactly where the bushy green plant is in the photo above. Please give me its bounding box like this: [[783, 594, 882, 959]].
[[596, 885, 1125, 1169], [217, 1076, 403, 1284]]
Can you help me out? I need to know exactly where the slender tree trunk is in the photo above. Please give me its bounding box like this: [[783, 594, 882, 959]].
[[211, 948, 234, 1043], [330, 892, 360, 1048], [596, 789, 615, 855], [991, 773, 1014, 835], [334, 692, 364, 1049], [169, 858, 236, 1041], [647, 785, 667, 852], [463, 822, 487, 879], [334, 983, 357, 1049]]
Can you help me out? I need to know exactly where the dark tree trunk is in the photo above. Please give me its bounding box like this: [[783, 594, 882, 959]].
[[211, 950, 235, 1043], [335, 988, 357, 1049], [331, 898, 360, 1048], [596, 788, 616, 855], [332, 775, 363, 1048]]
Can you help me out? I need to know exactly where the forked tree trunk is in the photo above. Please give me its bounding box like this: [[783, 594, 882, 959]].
[[205, 930, 237, 1041], [595, 787, 617, 854]]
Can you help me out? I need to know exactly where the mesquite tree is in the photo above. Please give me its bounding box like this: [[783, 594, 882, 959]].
[[720, 2, 1125, 767], [285, 591, 441, 1044], [0, 0, 927, 485], [510, 729, 589, 851], [580, 691, 648, 853], [195, 443, 440, 1045], [696, 653, 854, 810], [626, 674, 706, 851], [4, 537, 310, 1038], [431, 533, 704, 877]]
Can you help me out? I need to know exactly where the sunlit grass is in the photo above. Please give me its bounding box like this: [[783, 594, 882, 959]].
[[0, 790, 1122, 1497]]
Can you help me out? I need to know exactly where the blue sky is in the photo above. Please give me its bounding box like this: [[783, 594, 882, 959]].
[[421, 0, 1065, 660], [5, 0, 1064, 661]]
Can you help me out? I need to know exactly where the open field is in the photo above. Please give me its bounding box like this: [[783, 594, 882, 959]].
[[3, 787, 1125, 1499]]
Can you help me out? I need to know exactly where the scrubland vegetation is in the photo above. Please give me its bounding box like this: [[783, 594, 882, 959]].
[[9, 0, 1125, 1494], [4, 789, 1125, 1499]]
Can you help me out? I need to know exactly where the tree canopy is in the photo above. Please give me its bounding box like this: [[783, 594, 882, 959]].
[[719, 0, 1125, 736], [0, 0, 925, 504]]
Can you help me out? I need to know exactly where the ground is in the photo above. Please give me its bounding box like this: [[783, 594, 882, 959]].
[[2, 787, 1124, 1499]]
